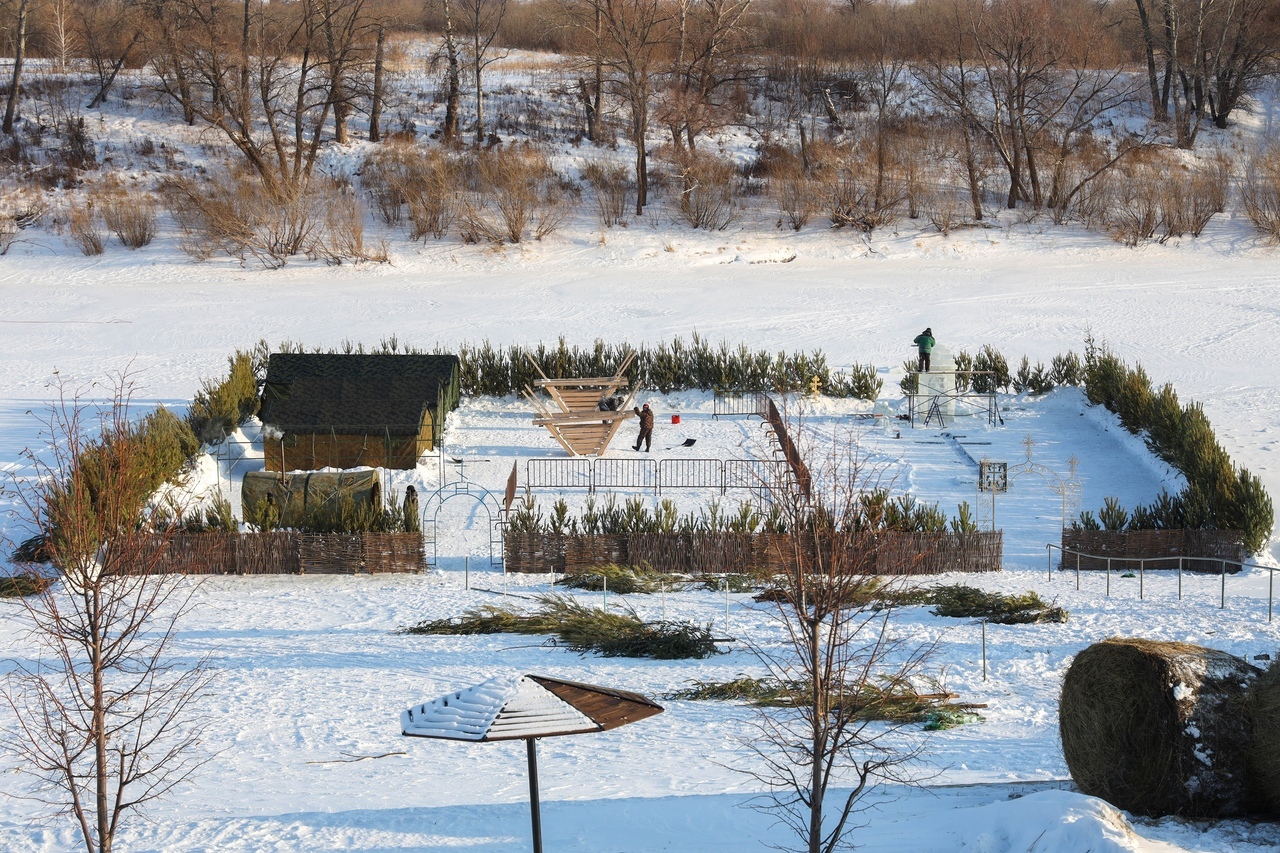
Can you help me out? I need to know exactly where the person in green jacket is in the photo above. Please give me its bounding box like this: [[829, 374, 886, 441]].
[[913, 328, 935, 372]]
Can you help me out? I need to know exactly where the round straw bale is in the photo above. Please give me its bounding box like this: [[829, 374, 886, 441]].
[[1059, 637, 1259, 818], [1249, 661, 1280, 816]]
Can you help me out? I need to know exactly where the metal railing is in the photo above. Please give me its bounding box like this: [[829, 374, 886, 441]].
[[712, 390, 770, 419], [1045, 543, 1277, 621]]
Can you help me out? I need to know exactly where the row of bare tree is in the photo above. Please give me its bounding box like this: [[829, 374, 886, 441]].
[[2, 0, 1278, 211]]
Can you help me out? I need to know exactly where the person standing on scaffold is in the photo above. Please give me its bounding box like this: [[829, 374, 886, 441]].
[[913, 328, 935, 372]]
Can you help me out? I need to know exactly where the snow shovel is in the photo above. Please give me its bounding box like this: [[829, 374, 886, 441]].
[[666, 438, 697, 450]]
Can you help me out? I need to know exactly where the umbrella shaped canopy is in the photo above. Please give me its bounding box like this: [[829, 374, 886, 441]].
[[401, 674, 663, 742]]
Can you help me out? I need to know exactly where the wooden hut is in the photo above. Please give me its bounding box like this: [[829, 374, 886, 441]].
[[259, 353, 460, 471]]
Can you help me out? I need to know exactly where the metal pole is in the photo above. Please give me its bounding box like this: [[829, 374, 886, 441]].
[[1270, 568, 1274, 624], [1047, 545, 1052, 581], [1178, 556, 1183, 601], [1075, 551, 1080, 591], [526, 738, 543, 853], [1139, 558, 1144, 600], [981, 620, 987, 681], [1221, 560, 1226, 609], [724, 577, 730, 629], [1106, 557, 1110, 597]]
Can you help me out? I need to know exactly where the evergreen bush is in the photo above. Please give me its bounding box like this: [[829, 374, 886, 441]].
[[1079, 339, 1273, 553], [187, 350, 260, 445]]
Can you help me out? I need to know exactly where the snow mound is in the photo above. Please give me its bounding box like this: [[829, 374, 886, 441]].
[[959, 791, 1148, 853]]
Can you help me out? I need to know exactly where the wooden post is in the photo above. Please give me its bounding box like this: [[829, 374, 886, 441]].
[[527, 738, 543, 853]]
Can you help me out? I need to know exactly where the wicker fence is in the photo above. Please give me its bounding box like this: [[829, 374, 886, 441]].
[[504, 530, 1002, 575], [112, 532, 426, 575], [1059, 528, 1245, 573]]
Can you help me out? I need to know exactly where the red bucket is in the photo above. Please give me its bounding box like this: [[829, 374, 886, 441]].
[[671, 414, 681, 424]]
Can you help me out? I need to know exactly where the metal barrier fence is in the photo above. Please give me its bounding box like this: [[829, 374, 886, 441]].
[[724, 458, 789, 492], [713, 391, 770, 419], [526, 457, 592, 490], [522, 456, 787, 495], [1046, 543, 1277, 622], [594, 457, 658, 490], [658, 458, 726, 494]]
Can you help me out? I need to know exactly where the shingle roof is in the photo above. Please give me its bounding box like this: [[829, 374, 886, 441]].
[[260, 354, 460, 436]]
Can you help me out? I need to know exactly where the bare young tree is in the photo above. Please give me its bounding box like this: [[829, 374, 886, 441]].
[[1, 378, 212, 853], [745, 423, 935, 853], [459, 0, 508, 144]]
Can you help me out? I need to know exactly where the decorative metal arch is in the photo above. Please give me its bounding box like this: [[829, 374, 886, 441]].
[[988, 435, 1082, 531], [422, 480, 505, 569]]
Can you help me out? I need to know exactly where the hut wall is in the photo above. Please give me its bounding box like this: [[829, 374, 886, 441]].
[[503, 530, 1003, 575], [264, 431, 429, 471], [1060, 529, 1245, 572]]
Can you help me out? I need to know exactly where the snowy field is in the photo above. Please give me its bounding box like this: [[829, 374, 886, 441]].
[[3, 64, 1280, 852]]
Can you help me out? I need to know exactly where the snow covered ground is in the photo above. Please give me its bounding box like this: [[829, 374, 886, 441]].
[[3, 67, 1280, 850]]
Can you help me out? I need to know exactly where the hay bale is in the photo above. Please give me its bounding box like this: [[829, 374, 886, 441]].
[[1249, 662, 1280, 816], [1059, 638, 1259, 818]]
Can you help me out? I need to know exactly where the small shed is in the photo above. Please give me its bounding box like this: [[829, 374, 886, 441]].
[[259, 353, 461, 471]]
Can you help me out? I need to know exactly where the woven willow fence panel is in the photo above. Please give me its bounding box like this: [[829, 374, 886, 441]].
[[111, 532, 425, 575], [1060, 529, 1244, 572], [504, 530, 1002, 575]]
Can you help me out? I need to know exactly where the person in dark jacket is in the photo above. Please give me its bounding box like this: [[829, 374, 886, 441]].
[[913, 328, 935, 372], [403, 485, 420, 533], [633, 402, 654, 451]]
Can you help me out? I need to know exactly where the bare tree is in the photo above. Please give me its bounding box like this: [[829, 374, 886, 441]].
[[2, 0, 31, 133], [153, 0, 350, 197], [458, 0, 508, 144], [0, 378, 212, 853], [659, 0, 755, 152], [427, 0, 465, 141], [595, 0, 673, 214], [916, 0, 987, 220], [745, 423, 935, 853]]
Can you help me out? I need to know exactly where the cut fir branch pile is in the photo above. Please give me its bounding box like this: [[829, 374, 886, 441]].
[[399, 594, 722, 659], [554, 563, 669, 594], [0, 573, 53, 597], [665, 675, 984, 730], [752, 581, 1067, 624]]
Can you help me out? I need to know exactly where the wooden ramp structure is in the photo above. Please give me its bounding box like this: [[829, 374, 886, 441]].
[[523, 352, 637, 456]]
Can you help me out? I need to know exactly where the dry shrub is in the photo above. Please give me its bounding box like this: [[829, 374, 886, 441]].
[[582, 160, 631, 228], [676, 152, 741, 231], [316, 189, 389, 265], [0, 217, 15, 255], [1105, 152, 1230, 246], [162, 172, 321, 269], [923, 187, 965, 235], [1242, 142, 1280, 242], [1059, 638, 1258, 818], [825, 166, 902, 233], [68, 204, 106, 255], [458, 145, 568, 244], [1249, 661, 1280, 816], [773, 174, 818, 231], [361, 143, 459, 240], [95, 184, 158, 249]]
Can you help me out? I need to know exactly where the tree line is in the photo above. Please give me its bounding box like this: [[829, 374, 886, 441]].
[[2, 0, 1279, 227]]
